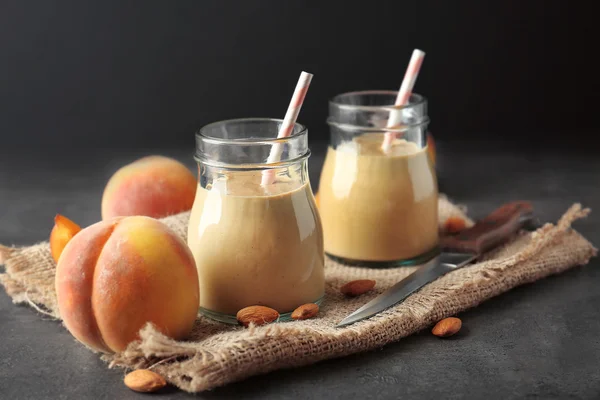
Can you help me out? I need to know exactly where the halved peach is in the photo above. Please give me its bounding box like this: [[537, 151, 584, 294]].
[[444, 216, 467, 234], [50, 214, 82, 263], [427, 132, 436, 166]]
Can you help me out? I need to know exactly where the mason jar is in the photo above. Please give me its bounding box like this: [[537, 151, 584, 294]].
[[188, 118, 325, 324], [318, 91, 438, 267]]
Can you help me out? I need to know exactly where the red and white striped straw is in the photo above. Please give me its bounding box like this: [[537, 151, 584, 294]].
[[261, 71, 313, 186], [381, 49, 426, 152]]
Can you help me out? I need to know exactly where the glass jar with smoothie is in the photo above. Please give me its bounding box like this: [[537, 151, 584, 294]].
[[188, 118, 325, 323], [319, 91, 438, 266]]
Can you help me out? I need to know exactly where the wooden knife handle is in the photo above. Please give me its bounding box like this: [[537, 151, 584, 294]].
[[440, 201, 534, 254]]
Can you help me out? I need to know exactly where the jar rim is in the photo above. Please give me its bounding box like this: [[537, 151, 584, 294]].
[[329, 90, 427, 111], [196, 118, 307, 145]]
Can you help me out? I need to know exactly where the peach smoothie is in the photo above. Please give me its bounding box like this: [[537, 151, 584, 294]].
[[187, 173, 325, 318], [318, 133, 438, 263]]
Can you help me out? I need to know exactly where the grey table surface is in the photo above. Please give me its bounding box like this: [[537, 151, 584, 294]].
[[0, 139, 599, 399]]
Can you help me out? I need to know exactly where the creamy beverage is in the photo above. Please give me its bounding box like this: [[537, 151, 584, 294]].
[[318, 134, 438, 262], [187, 173, 325, 317]]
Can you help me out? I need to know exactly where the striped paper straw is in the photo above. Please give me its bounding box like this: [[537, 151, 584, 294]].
[[381, 49, 426, 152], [261, 71, 313, 186]]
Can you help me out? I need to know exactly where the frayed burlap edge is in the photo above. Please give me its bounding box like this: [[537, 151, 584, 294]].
[[0, 202, 596, 393], [0, 243, 60, 318]]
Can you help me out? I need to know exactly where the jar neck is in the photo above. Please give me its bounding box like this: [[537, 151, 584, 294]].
[[327, 123, 429, 150], [197, 158, 310, 195]]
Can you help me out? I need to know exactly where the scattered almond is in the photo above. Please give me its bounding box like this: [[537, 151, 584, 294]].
[[340, 279, 376, 297], [432, 317, 462, 337], [444, 216, 467, 234], [291, 303, 319, 320], [124, 369, 166, 393], [236, 305, 279, 327]]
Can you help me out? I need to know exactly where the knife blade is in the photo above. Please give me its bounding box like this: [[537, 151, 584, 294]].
[[336, 201, 535, 328]]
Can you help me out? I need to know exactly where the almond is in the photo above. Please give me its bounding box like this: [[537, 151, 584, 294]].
[[291, 303, 319, 320], [124, 369, 166, 393], [236, 305, 279, 327], [432, 317, 462, 337], [340, 279, 376, 297]]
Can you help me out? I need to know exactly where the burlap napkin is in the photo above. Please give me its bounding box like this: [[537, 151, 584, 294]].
[[0, 196, 596, 393]]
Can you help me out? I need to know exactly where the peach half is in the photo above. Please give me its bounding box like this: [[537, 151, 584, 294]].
[[50, 214, 82, 263], [427, 132, 436, 166]]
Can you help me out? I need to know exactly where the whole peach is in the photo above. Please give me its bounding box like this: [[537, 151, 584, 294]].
[[101, 155, 196, 220], [55, 216, 199, 353]]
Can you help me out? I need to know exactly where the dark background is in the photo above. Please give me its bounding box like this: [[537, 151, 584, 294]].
[[1, 0, 598, 151], [2, 2, 600, 399]]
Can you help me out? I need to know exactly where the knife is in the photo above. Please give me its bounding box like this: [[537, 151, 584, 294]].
[[336, 201, 536, 328]]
